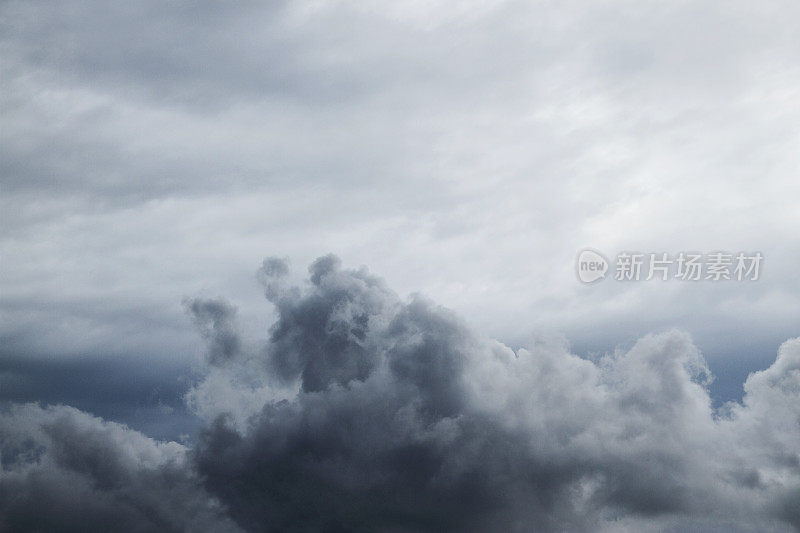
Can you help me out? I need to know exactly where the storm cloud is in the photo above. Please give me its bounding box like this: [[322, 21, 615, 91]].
[[5, 256, 796, 531], [185, 256, 800, 532]]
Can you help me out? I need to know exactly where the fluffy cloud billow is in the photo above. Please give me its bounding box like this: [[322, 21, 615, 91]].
[[3, 256, 800, 531], [0, 404, 240, 533]]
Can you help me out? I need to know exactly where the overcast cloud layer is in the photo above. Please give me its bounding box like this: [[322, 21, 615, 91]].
[[2, 1, 800, 391], [3, 256, 800, 531], [2, 1, 800, 531]]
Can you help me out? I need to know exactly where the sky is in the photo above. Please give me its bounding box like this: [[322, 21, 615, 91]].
[[2, 1, 800, 531]]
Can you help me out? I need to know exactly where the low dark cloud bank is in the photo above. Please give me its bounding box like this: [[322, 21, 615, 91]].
[[3, 256, 800, 532]]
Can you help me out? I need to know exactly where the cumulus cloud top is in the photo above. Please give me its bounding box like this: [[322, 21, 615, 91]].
[[2, 256, 800, 531], [186, 257, 800, 532]]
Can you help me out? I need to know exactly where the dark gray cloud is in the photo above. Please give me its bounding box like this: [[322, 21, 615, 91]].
[[0, 403, 240, 533], [2, 256, 800, 531], [186, 256, 799, 532], [186, 298, 242, 366]]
